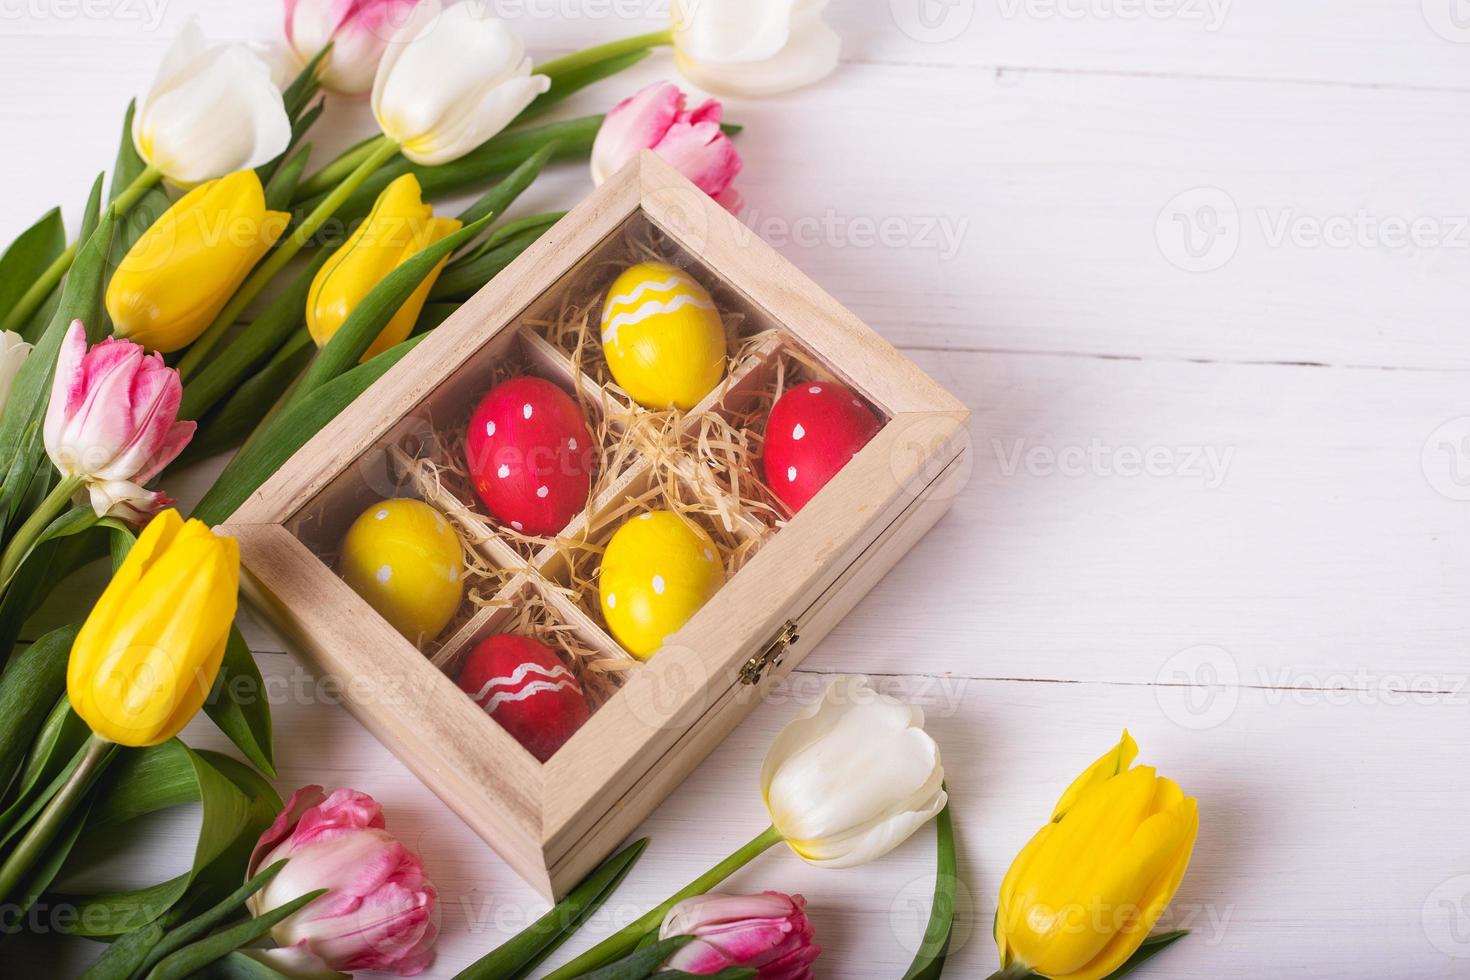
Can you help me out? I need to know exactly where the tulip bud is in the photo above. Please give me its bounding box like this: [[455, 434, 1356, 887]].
[[107, 170, 289, 354], [67, 510, 238, 746], [0, 330, 31, 418], [995, 732, 1199, 980], [44, 321, 195, 522], [671, 0, 840, 98], [133, 20, 293, 184], [371, 3, 549, 166], [285, 0, 421, 95], [246, 785, 437, 977], [659, 891, 821, 979], [761, 676, 946, 868], [306, 173, 460, 360], [591, 83, 742, 212]]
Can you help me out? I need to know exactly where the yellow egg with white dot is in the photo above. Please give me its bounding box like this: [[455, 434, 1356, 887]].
[[600, 261, 726, 410], [598, 510, 725, 660], [340, 498, 464, 645]]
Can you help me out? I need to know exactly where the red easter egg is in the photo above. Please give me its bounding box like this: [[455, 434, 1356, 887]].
[[456, 634, 590, 762], [762, 381, 883, 512], [466, 376, 596, 535]]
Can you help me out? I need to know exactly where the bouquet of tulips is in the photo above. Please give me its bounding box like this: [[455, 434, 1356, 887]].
[[0, 0, 841, 966]]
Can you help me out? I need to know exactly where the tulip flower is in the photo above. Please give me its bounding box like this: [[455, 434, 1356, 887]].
[[107, 170, 289, 353], [659, 891, 820, 979], [0, 330, 30, 418], [591, 82, 742, 212], [285, 0, 420, 95], [671, 0, 840, 98], [44, 321, 194, 520], [0, 510, 237, 906], [990, 731, 1199, 980], [306, 173, 460, 359], [133, 19, 293, 184], [544, 676, 944, 979], [371, 2, 550, 166], [244, 785, 438, 976]]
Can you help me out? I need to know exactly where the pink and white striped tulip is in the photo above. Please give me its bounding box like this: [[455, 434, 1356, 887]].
[[246, 785, 438, 977], [285, 0, 421, 95], [590, 82, 743, 212], [43, 321, 193, 524], [659, 891, 821, 979]]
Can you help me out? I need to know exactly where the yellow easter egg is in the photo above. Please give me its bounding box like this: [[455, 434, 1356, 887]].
[[598, 511, 725, 660], [340, 498, 464, 645], [600, 261, 726, 410]]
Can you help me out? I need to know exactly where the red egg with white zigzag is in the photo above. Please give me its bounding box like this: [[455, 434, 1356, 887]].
[[456, 634, 590, 762], [465, 376, 596, 536], [762, 381, 883, 513]]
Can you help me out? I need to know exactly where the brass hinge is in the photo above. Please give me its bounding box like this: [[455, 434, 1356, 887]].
[[740, 620, 799, 686]]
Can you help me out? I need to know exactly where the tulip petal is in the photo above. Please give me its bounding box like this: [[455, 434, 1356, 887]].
[[590, 83, 681, 186], [674, 0, 840, 97], [250, 785, 329, 877], [1052, 729, 1139, 822]]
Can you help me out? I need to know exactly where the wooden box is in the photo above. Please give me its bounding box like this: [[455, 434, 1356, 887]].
[[223, 152, 970, 900]]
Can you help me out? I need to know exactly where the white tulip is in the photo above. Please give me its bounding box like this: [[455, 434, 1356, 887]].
[[761, 675, 946, 868], [672, 0, 840, 98], [132, 20, 294, 185], [0, 331, 31, 420], [372, 2, 550, 166]]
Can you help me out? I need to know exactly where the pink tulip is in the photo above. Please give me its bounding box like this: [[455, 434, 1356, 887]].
[[246, 785, 438, 976], [591, 82, 743, 212], [43, 321, 193, 524], [659, 891, 820, 979], [285, 0, 421, 95]]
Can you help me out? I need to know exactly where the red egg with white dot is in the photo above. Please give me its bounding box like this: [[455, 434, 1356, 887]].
[[456, 634, 591, 762], [465, 376, 596, 536], [762, 380, 883, 512]]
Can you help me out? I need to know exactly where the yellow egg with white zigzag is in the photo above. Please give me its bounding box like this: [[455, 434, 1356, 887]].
[[600, 261, 727, 410]]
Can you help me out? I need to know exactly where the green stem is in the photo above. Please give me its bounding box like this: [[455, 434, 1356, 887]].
[[535, 28, 673, 80], [542, 825, 784, 980], [0, 166, 161, 335], [291, 135, 384, 202], [984, 963, 1040, 980], [0, 734, 115, 906], [0, 475, 82, 595], [177, 136, 400, 380]]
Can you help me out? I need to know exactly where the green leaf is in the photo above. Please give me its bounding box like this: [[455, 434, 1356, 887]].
[[264, 142, 314, 214], [431, 223, 555, 302], [575, 935, 695, 980], [4, 794, 94, 930], [456, 838, 649, 980], [412, 302, 460, 336], [0, 207, 66, 336], [129, 859, 289, 979], [178, 336, 314, 465], [78, 917, 167, 980], [143, 886, 328, 980], [54, 740, 263, 936], [453, 141, 558, 235], [0, 624, 75, 798], [178, 247, 331, 423], [517, 49, 651, 124], [0, 208, 116, 537], [201, 626, 275, 778], [901, 799, 956, 980], [75, 173, 106, 272], [106, 100, 170, 294], [299, 115, 602, 228], [191, 333, 425, 525], [288, 213, 491, 407], [650, 971, 757, 980], [0, 697, 86, 824], [194, 952, 297, 980], [1100, 929, 1191, 980], [453, 209, 564, 269], [0, 526, 104, 659], [109, 100, 147, 198], [0, 723, 87, 848]]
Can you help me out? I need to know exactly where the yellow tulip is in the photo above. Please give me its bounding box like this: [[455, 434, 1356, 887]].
[[67, 509, 239, 747], [106, 170, 288, 353], [994, 731, 1199, 980], [306, 174, 461, 361]]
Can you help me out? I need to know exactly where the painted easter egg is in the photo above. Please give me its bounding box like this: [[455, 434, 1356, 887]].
[[465, 376, 597, 536], [340, 498, 464, 644], [598, 511, 725, 660], [600, 261, 727, 410], [456, 634, 590, 762], [762, 381, 883, 513]]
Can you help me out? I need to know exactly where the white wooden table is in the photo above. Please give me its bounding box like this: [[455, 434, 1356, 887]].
[[4, 2, 1469, 977]]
